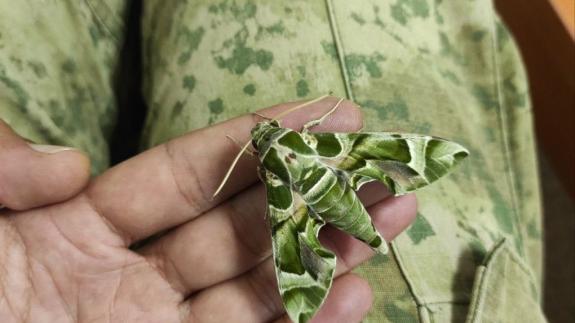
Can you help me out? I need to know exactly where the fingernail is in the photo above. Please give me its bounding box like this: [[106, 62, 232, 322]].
[[28, 144, 76, 154]]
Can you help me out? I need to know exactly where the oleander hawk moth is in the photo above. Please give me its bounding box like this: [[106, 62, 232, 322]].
[[217, 97, 468, 323]]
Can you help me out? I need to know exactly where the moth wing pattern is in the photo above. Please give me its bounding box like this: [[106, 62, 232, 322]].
[[303, 132, 469, 195], [261, 167, 336, 323]]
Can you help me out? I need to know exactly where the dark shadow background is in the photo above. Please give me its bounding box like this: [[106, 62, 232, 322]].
[[496, 1, 575, 322], [110, 1, 146, 165]]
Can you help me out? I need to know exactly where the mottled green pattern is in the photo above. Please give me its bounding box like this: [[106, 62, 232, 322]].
[[0, 0, 128, 174], [324, 133, 468, 194], [253, 120, 467, 322], [262, 168, 336, 323], [407, 213, 436, 245], [0, 0, 545, 322]]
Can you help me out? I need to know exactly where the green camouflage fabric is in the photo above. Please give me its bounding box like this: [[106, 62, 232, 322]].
[[0, 0, 128, 173], [0, 1, 546, 322]]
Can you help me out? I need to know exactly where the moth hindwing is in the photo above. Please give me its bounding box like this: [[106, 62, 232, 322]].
[[251, 119, 469, 323]]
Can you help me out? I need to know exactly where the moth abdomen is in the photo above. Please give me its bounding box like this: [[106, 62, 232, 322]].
[[320, 185, 386, 253], [295, 165, 388, 254]]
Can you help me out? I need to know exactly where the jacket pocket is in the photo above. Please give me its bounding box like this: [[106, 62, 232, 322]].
[[465, 239, 547, 323]]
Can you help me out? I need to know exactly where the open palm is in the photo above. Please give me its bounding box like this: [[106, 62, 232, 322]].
[[0, 98, 416, 323]]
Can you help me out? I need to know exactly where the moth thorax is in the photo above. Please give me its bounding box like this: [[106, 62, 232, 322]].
[[251, 120, 280, 151]]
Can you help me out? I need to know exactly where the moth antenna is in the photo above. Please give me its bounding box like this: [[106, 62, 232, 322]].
[[226, 135, 256, 156], [271, 94, 331, 121], [301, 98, 344, 132], [212, 140, 252, 198], [252, 112, 273, 121], [214, 94, 333, 197]]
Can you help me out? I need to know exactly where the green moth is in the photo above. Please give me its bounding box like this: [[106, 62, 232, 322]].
[[215, 96, 469, 323]]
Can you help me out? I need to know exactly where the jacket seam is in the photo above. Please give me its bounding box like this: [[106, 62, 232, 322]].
[[486, 4, 527, 259], [324, 0, 355, 101], [391, 242, 428, 322], [84, 0, 123, 42]]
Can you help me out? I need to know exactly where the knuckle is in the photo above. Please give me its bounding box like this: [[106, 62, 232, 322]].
[[245, 263, 283, 317], [227, 199, 271, 260], [337, 99, 363, 128], [164, 140, 209, 214]]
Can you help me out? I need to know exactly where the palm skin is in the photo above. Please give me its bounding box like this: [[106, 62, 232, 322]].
[[1, 196, 184, 322]]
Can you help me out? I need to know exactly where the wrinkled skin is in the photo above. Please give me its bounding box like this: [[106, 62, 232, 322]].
[[0, 99, 417, 323]]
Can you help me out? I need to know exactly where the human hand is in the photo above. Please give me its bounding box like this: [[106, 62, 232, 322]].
[[0, 119, 90, 210], [0, 98, 417, 323]]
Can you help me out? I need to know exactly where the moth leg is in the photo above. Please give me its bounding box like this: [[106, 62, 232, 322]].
[[226, 135, 256, 156], [256, 167, 269, 220], [301, 98, 345, 133]]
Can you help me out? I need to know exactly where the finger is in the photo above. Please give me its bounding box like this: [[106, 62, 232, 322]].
[[143, 181, 392, 295], [182, 194, 417, 323], [357, 181, 391, 206], [86, 97, 362, 244], [274, 274, 373, 323], [310, 274, 372, 323], [0, 119, 90, 210]]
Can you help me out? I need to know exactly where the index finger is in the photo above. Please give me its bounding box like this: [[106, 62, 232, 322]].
[[85, 97, 363, 244]]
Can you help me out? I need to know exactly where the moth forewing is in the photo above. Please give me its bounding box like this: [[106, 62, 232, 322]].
[[262, 168, 335, 323]]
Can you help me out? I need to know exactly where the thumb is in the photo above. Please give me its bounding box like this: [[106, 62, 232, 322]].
[[0, 119, 91, 210]]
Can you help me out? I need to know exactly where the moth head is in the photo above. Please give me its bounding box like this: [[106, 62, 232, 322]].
[[251, 120, 280, 150]]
